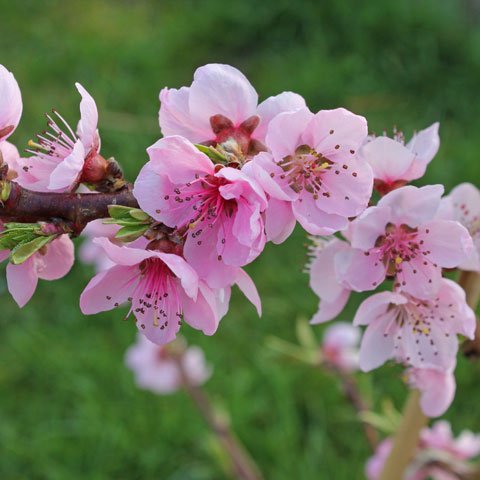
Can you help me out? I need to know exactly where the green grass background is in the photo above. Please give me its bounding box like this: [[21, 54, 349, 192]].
[[1, 1, 480, 478]]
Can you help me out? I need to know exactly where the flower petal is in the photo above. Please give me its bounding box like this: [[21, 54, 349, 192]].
[[6, 258, 39, 308]]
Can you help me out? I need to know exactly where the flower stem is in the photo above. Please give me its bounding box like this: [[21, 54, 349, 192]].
[[175, 357, 263, 480], [379, 270, 480, 480], [378, 389, 427, 480]]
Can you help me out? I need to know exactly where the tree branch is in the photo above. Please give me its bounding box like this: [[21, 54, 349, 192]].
[[0, 181, 139, 234]]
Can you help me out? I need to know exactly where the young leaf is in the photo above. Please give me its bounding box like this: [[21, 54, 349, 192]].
[[114, 224, 149, 242], [10, 235, 55, 265]]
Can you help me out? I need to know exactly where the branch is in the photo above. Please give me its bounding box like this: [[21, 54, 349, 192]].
[[0, 181, 139, 234]]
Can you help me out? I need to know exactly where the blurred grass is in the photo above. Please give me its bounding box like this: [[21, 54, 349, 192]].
[[1, 0, 480, 478]]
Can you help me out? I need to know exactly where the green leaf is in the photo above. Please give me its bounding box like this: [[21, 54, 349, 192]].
[[10, 235, 55, 265], [108, 205, 136, 220], [114, 224, 149, 242], [129, 209, 150, 222]]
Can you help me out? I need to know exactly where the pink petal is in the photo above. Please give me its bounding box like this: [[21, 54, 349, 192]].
[[75, 83, 99, 152], [254, 91, 306, 141], [0, 64, 22, 141], [405, 122, 440, 180], [159, 86, 212, 142], [37, 235, 75, 280], [397, 257, 442, 300], [145, 135, 213, 184], [189, 64, 258, 127], [420, 219, 474, 268], [317, 154, 373, 217], [353, 291, 407, 326], [335, 248, 387, 292], [181, 282, 222, 335], [93, 237, 153, 266], [155, 251, 199, 300], [293, 191, 348, 235], [0, 141, 20, 170], [309, 239, 349, 302], [48, 140, 85, 192], [302, 108, 368, 160], [265, 108, 314, 159], [378, 184, 444, 227], [246, 152, 293, 201], [184, 223, 238, 288], [6, 258, 38, 307], [358, 312, 396, 371], [310, 289, 350, 324], [234, 268, 261, 316], [264, 197, 296, 244], [80, 264, 138, 314], [409, 367, 455, 417], [359, 136, 415, 182], [349, 206, 391, 250]]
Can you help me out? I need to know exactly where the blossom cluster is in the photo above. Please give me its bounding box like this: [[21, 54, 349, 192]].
[[1, 63, 478, 421], [366, 421, 480, 479]]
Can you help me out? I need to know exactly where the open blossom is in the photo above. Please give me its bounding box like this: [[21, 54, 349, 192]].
[[308, 238, 351, 324], [80, 238, 261, 345], [366, 421, 480, 480], [159, 63, 306, 158], [354, 279, 475, 372], [438, 183, 480, 272], [133, 136, 267, 287], [406, 365, 456, 417], [0, 64, 22, 142], [0, 235, 74, 307], [125, 334, 211, 394], [321, 322, 360, 373], [18, 83, 103, 193], [359, 123, 439, 194], [337, 185, 473, 299], [248, 107, 373, 235]]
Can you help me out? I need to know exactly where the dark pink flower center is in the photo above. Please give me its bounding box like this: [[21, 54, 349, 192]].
[[374, 223, 430, 276], [207, 114, 263, 158]]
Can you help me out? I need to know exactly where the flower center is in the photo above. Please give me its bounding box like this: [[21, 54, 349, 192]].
[[205, 114, 265, 164], [134, 257, 182, 329], [375, 223, 422, 276], [278, 144, 333, 198]]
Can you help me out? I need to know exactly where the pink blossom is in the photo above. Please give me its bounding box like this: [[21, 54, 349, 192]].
[[159, 63, 306, 156], [337, 185, 474, 299], [321, 322, 360, 373], [354, 279, 475, 371], [359, 123, 439, 194], [133, 136, 267, 287], [2, 235, 74, 307], [438, 183, 480, 272], [248, 107, 373, 235], [407, 366, 456, 417], [367, 421, 480, 480], [308, 238, 351, 323], [125, 334, 211, 394], [19, 83, 102, 193], [420, 421, 480, 461], [80, 238, 261, 344], [0, 64, 22, 142]]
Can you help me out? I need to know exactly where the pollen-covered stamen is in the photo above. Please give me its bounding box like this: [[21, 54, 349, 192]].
[[373, 223, 429, 276], [168, 174, 236, 253], [25, 110, 78, 163], [208, 114, 264, 161], [131, 258, 182, 330], [278, 144, 333, 199]]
